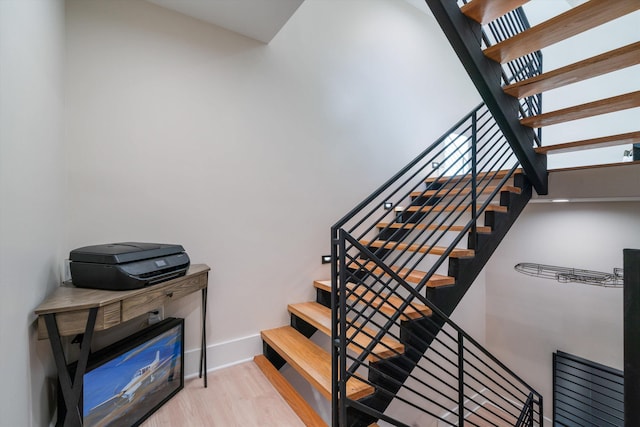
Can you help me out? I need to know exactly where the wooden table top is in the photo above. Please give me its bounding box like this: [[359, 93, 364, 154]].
[[34, 263, 210, 315]]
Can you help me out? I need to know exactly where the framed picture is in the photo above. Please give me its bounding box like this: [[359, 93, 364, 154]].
[[59, 317, 184, 426]]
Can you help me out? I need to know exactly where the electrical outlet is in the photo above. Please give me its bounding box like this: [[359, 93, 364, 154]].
[[321, 255, 332, 264], [148, 307, 164, 325]]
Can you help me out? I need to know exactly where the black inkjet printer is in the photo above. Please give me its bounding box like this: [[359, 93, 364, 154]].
[[69, 242, 190, 290]]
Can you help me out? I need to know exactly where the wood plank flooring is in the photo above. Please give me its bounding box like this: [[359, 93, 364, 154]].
[[142, 361, 306, 427]]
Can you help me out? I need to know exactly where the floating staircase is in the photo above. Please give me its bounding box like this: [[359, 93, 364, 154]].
[[257, 0, 639, 426], [428, 0, 639, 171]]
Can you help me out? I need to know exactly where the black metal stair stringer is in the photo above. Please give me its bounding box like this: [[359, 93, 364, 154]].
[[341, 175, 533, 427], [424, 0, 548, 196], [429, 174, 532, 314]]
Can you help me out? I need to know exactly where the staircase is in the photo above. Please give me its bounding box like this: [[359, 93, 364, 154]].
[[256, 1, 639, 426], [427, 0, 639, 177]]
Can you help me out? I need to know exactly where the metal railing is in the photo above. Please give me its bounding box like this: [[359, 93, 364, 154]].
[[516, 393, 536, 427], [330, 102, 542, 426], [458, 0, 543, 145], [553, 351, 624, 426]]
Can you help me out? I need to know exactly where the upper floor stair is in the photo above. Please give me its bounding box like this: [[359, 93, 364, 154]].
[[429, 0, 639, 176]]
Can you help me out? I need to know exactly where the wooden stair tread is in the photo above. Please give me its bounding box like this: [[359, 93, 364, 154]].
[[411, 184, 521, 198], [261, 326, 374, 401], [535, 131, 640, 154], [377, 222, 492, 234], [483, 0, 640, 64], [313, 280, 433, 319], [549, 160, 640, 173], [425, 168, 522, 184], [520, 91, 640, 128], [461, 0, 530, 25], [504, 42, 640, 98], [253, 355, 329, 427], [346, 261, 455, 288], [400, 204, 508, 214], [362, 239, 475, 258], [288, 302, 404, 361]]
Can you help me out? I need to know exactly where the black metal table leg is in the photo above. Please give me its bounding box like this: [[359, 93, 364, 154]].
[[199, 286, 208, 387], [45, 307, 98, 427]]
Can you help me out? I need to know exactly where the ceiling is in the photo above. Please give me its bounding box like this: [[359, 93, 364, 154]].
[[145, 0, 305, 43], [144, 0, 579, 44], [145, 0, 437, 43]]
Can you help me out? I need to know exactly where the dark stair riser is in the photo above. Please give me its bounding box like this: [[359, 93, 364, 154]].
[[263, 341, 287, 370], [343, 317, 445, 427], [263, 316, 318, 370], [429, 178, 532, 312], [353, 176, 532, 425], [377, 177, 525, 244], [261, 176, 531, 426]]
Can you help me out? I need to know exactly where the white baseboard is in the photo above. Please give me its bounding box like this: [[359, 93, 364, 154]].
[[183, 333, 262, 379], [438, 388, 488, 426]]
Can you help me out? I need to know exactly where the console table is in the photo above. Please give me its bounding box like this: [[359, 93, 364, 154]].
[[34, 263, 210, 427]]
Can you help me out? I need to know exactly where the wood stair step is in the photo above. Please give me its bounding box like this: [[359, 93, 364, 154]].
[[362, 240, 475, 258], [461, 0, 530, 25], [425, 168, 522, 184], [535, 131, 640, 154], [313, 280, 433, 319], [483, 0, 640, 64], [411, 184, 521, 198], [377, 222, 492, 234], [400, 204, 508, 214], [346, 261, 456, 288], [549, 160, 640, 173], [520, 91, 640, 128], [504, 42, 640, 99], [288, 302, 404, 361], [253, 355, 328, 427], [261, 326, 374, 401]]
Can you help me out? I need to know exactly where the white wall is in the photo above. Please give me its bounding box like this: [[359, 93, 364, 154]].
[[64, 0, 482, 377], [485, 201, 640, 423], [0, 1, 66, 425]]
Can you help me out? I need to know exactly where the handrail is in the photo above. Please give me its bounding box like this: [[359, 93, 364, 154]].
[[332, 103, 485, 233], [331, 100, 542, 426], [335, 237, 544, 426], [515, 393, 534, 426], [346, 237, 541, 395]]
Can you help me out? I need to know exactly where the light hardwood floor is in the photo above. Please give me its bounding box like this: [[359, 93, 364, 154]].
[[142, 361, 306, 427]]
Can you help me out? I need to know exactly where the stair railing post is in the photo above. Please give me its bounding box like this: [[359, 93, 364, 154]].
[[458, 330, 464, 426], [336, 229, 348, 427], [330, 226, 339, 427], [471, 111, 478, 247], [538, 395, 543, 427]]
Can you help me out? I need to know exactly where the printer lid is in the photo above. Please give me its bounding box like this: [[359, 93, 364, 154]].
[[70, 242, 185, 265]]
